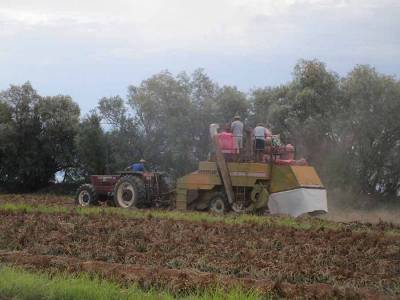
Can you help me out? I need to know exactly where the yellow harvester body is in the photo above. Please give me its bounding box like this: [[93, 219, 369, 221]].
[[175, 161, 327, 216]]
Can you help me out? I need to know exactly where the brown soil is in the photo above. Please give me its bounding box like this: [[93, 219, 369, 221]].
[[323, 208, 400, 225], [0, 194, 74, 206], [0, 250, 390, 299], [2, 193, 399, 226], [0, 210, 399, 297]]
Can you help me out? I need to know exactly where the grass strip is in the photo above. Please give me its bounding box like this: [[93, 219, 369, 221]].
[[0, 265, 264, 300], [1, 202, 399, 235], [0, 202, 69, 214], [0, 202, 336, 229]]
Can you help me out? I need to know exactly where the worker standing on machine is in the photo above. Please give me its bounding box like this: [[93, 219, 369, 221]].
[[130, 159, 146, 172], [231, 114, 243, 154], [217, 126, 235, 161], [253, 123, 271, 162]]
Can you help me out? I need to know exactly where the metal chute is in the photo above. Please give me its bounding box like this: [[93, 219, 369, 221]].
[[268, 188, 328, 217]]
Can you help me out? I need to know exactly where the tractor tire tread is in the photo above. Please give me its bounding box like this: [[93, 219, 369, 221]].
[[75, 184, 98, 206], [113, 175, 146, 208]]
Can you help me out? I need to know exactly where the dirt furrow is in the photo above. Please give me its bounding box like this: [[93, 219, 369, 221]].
[[0, 210, 399, 296], [0, 250, 392, 299]]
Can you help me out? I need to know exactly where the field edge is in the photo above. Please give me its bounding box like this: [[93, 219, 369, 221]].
[[0, 264, 266, 300]]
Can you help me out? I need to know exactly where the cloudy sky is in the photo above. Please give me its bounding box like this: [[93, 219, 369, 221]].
[[0, 0, 399, 113]]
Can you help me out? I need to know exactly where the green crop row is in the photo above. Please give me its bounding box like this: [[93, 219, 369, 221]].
[[0, 265, 266, 300], [0, 202, 398, 235], [0, 202, 337, 228]]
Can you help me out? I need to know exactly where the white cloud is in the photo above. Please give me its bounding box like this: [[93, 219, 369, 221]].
[[0, 0, 399, 112], [1, 0, 399, 57], [0, 1, 398, 76]]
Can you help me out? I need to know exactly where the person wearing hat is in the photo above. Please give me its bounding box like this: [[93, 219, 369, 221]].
[[231, 114, 243, 153], [131, 159, 146, 172]]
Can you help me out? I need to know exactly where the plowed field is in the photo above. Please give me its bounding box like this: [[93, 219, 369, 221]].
[[0, 202, 399, 299], [0, 194, 74, 206]]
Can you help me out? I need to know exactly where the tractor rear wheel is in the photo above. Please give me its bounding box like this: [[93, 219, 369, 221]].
[[75, 184, 97, 207], [113, 176, 146, 208], [208, 192, 229, 214]]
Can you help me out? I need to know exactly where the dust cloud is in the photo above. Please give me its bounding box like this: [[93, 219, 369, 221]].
[[321, 189, 400, 224]]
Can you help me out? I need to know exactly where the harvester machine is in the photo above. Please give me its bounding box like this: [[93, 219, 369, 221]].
[[175, 124, 328, 217]]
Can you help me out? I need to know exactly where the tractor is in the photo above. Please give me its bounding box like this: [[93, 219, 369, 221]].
[[75, 170, 173, 208]]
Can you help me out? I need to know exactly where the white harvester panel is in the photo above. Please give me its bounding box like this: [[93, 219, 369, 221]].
[[268, 188, 328, 217]]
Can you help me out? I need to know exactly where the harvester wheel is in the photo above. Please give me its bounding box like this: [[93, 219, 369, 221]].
[[113, 176, 146, 208], [75, 184, 97, 207], [208, 192, 229, 214]]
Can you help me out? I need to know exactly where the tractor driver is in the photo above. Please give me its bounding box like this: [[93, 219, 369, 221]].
[[131, 159, 146, 172]]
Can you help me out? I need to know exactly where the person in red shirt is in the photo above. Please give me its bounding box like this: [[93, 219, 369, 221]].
[[217, 126, 235, 161]]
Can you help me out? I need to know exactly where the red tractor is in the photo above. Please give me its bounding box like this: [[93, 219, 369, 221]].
[[75, 170, 174, 208]]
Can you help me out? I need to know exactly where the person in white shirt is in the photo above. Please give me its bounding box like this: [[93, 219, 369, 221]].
[[231, 115, 243, 153], [253, 123, 271, 161]]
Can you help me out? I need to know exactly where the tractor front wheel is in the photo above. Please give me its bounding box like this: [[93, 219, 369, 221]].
[[75, 184, 97, 207], [113, 176, 146, 208]]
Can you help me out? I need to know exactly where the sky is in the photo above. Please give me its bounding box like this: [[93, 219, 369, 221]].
[[0, 0, 399, 113]]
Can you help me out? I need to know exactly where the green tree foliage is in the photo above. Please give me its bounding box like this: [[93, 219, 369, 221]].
[[254, 60, 342, 159], [38, 95, 81, 171], [0, 82, 80, 191], [98, 96, 128, 130], [128, 71, 196, 175], [178, 69, 219, 162], [125, 69, 249, 176], [75, 113, 107, 177], [96, 96, 142, 172], [339, 65, 400, 195], [216, 86, 249, 123]]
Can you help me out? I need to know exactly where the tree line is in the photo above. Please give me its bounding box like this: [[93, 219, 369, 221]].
[[1, 59, 400, 201]]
